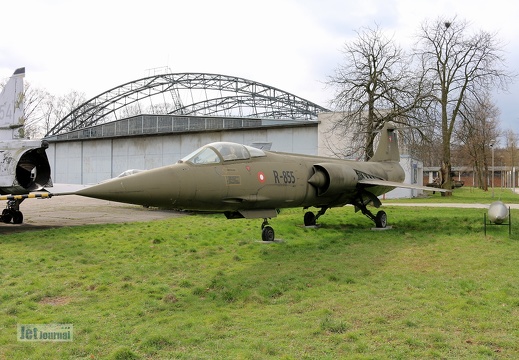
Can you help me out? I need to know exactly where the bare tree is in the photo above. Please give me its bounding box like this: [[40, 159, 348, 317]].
[[327, 25, 432, 160], [120, 104, 143, 118], [23, 83, 53, 138], [22, 87, 87, 138], [38, 94, 59, 136], [55, 91, 88, 132], [415, 17, 513, 191], [0, 76, 89, 139], [455, 95, 500, 190]]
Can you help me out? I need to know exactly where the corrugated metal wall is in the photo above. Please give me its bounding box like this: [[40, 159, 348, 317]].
[[47, 125, 318, 185]]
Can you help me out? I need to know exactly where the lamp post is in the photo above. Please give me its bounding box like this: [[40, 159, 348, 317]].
[[490, 140, 495, 198], [513, 138, 516, 193]]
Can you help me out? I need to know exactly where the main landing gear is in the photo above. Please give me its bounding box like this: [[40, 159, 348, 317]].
[[2, 200, 24, 224], [258, 195, 388, 240], [303, 206, 328, 227], [354, 200, 387, 228], [303, 197, 388, 229]]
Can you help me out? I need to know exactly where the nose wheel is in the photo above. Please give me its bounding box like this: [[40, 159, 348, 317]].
[[261, 218, 275, 242]]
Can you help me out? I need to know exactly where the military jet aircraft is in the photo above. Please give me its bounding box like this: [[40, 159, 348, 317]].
[[71, 122, 448, 240], [0, 68, 52, 224]]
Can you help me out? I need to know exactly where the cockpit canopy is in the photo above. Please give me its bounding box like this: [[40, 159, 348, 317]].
[[181, 142, 266, 165]]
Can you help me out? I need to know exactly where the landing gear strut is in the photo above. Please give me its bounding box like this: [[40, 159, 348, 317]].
[[355, 201, 387, 228], [303, 206, 328, 226], [261, 218, 275, 241], [2, 200, 24, 224], [351, 191, 388, 228]]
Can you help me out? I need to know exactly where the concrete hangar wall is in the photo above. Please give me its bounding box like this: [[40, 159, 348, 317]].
[[46, 115, 318, 185]]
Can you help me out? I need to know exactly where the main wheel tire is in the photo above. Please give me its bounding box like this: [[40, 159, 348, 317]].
[[261, 225, 275, 242], [304, 211, 316, 226], [2, 209, 12, 223], [12, 210, 23, 224], [375, 211, 387, 228]]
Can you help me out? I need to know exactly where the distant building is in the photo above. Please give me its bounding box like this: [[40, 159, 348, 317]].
[[424, 166, 518, 189]]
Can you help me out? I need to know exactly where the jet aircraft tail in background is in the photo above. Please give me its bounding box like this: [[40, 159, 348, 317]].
[[369, 124, 400, 163], [0, 67, 25, 140]]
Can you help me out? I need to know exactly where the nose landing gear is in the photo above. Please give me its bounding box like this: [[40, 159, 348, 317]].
[[2, 200, 24, 224], [0, 193, 52, 225], [261, 218, 275, 242]]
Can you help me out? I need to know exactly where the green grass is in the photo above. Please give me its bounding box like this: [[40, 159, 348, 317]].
[[1, 188, 519, 359], [386, 186, 519, 204]]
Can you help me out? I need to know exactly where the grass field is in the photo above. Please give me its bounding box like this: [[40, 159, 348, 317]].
[[1, 187, 519, 359], [385, 186, 519, 204]]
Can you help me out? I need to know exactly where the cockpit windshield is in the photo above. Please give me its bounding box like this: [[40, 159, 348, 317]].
[[180, 142, 266, 165], [184, 147, 221, 165], [213, 143, 249, 161]]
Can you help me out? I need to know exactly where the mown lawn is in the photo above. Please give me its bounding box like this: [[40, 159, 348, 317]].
[[386, 186, 519, 204], [1, 188, 519, 359]]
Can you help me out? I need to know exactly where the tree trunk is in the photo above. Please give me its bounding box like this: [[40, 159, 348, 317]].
[[440, 135, 453, 196]]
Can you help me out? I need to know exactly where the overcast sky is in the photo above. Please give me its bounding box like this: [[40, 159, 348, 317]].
[[1, 0, 517, 136]]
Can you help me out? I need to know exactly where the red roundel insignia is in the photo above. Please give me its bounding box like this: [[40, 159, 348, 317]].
[[257, 171, 266, 183]]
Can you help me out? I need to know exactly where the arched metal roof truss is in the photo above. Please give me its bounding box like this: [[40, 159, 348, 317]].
[[46, 73, 329, 136]]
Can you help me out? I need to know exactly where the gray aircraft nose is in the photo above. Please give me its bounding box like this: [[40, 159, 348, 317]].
[[76, 166, 180, 208]]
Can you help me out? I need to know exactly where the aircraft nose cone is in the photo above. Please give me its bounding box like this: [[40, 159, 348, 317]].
[[76, 167, 178, 208], [76, 177, 141, 204]]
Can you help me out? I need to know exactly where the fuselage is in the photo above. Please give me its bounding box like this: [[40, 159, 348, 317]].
[[77, 142, 405, 212]]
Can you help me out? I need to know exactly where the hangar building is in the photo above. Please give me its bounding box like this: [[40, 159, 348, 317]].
[[44, 71, 425, 198]]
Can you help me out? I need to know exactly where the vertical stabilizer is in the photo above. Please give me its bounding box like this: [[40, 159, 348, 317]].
[[0, 67, 25, 140], [370, 122, 400, 162]]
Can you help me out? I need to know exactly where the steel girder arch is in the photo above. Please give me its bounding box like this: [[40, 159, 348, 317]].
[[45, 73, 329, 136], [171, 95, 322, 119]]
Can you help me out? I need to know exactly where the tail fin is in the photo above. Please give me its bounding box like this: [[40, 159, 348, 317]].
[[369, 122, 400, 162], [0, 67, 25, 140]]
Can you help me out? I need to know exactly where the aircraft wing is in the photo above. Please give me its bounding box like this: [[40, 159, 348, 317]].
[[358, 179, 451, 193]]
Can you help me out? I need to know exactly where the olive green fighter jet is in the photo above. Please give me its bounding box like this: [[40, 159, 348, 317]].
[[74, 123, 448, 241]]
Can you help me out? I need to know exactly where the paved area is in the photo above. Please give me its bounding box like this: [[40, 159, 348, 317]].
[[386, 202, 519, 209], [1, 183, 517, 235], [0, 195, 185, 234]]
